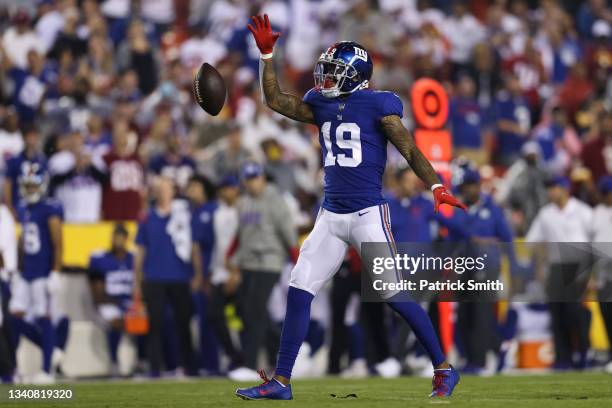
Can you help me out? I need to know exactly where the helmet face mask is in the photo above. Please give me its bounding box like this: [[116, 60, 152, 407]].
[[314, 60, 359, 98], [313, 42, 373, 99], [19, 170, 48, 204]]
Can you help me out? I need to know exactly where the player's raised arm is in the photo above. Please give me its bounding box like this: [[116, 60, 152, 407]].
[[247, 14, 315, 124], [381, 115, 467, 212]]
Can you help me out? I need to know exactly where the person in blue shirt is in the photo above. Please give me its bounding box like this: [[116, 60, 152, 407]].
[[9, 167, 62, 384], [445, 167, 515, 375], [450, 75, 488, 166], [134, 176, 197, 377], [3, 125, 47, 216], [7, 50, 58, 122], [186, 175, 220, 374], [388, 168, 440, 243], [493, 74, 531, 168], [89, 224, 143, 376]]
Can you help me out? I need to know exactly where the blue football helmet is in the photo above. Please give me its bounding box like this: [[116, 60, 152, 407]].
[[18, 162, 48, 204], [314, 41, 373, 98]]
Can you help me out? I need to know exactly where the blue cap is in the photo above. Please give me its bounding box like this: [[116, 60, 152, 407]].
[[240, 162, 264, 179], [460, 168, 481, 185], [546, 175, 571, 189], [598, 176, 612, 194], [218, 175, 239, 188]]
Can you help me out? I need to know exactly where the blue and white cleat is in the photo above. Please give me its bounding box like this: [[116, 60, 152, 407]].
[[430, 365, 460, 397], [235, 370, 293, 400]]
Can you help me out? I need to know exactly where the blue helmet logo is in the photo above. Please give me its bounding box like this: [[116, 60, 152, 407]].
[[314, 41, 373, 98]]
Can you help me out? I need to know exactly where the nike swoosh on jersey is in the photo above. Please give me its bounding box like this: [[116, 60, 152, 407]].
[[358, 211, 370, 216]]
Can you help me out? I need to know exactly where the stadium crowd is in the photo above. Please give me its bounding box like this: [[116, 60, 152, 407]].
[[0, 0, 611, 383]]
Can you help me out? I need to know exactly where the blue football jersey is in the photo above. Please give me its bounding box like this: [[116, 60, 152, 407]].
[[18, 199, 63, 281], [135, 209, 192, 283], [89, 251, 134, 308], [304, 88, 403, 213]]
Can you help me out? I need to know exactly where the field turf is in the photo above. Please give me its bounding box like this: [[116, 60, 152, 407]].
[[1, 372, 611, 407]]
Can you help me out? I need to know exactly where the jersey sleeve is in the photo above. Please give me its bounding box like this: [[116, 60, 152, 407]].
[[379, 92, 403, 118], [46, 200, 64, 220], [5, 157, 19, 180], [135, 221, 148, 247]]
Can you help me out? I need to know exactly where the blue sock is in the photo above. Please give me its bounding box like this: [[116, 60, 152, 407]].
[[348, 323, 365, 361], [108, 329, 121, 363], [55, 317, 69, 351], [275, 286, 314, 379], [387, 300, 445, 367], [35, 317, 55, 373]]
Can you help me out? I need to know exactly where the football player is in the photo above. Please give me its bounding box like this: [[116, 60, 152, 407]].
[[236, 15, 465, 400], [89, 224, 142, 377], [10, 166, 63, 384]]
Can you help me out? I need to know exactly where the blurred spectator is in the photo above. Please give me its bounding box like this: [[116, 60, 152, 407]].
[[228, 162, 297, 371], [211, 122, 251, 182], [1, 9, 44, 69], [261, 138, 297, 194], [531, 106, 581, 175], [3, 49, 57, 123], [339, 0, 395, 57], [593, 176, 612, 373], [450, 74, 488, 165], [0, 201, 17, 381], [496, 142, 549, 234], [185, 174, 220, 374], [117, 19, 158, 94], [447, 168, 515, 375], [34, 0, 65, 54], [3, 125, 46, 216], [466, 43, 501, 111], [49, 130, 105, 223], [89, 224, 143, 376], [196, 175, 255, 379], [526, 176, 593, 369], [493, 73, 531, 167], [134, 176, 197, 377], [585, 20, 611, 95], [0, 108, 23, 180], [502, 39, 547, 117], [101, 121, 144, 221], [48, 8, 87, 60], [180, 23, 227, 71], [148, 134, 196, 192], [557, 63, 594, 127], [83, 116, 112, 159], [581, 110, 612, 181], [443, 0, 486, 75]]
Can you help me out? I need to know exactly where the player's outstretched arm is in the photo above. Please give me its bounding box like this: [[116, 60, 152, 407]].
[[248, 14, 315, 124], [381, 115, 467, 212], [381, 115, 439, 186]]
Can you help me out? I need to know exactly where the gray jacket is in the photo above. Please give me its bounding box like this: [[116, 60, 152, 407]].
[[235, 184, 297, 273]]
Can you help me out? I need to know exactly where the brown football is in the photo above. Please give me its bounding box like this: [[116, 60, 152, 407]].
[[193, 63, 226, 116]]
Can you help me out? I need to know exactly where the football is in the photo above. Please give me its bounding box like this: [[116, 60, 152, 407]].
[[193, 63, 227, 116]]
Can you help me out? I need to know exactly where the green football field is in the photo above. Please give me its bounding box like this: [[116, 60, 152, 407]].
[[1, 372, 611, 407]]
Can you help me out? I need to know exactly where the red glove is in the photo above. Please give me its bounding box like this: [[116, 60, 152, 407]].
[[247, 14, 281, 57], [432, 184, 467, 213]]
